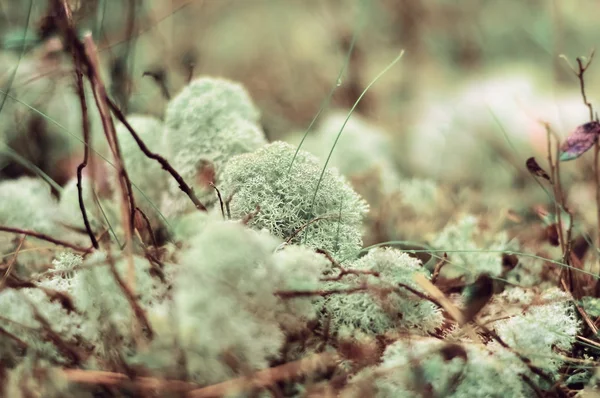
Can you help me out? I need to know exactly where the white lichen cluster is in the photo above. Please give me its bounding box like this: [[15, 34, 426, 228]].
[[162, 77, 267, 214], [430, 215, 516, 280], [319, 247, 443, 336], [137, 220, 327, 384], [345, 337, 533, 398], [221, 141, 368, 260]]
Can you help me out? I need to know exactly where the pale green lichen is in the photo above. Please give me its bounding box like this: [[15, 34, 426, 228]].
[[162, 77, 267, 214], [319, 247, 443, 336], [0, 177, 59, 234], [114, 114, 168, 218], [133, 220, 325, 384], [492, 287, 580, 375], [430, 215, 516, 280], [221, 141, 368, 260], [345, 337, 532, 398]]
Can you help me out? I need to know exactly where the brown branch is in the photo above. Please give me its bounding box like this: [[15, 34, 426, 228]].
[[0, 325, 28, 351], [210, 183, 225, 219], [275, 284, 367, 299], [61, 3, 99, 250], [187, 352, 341, 398], [241, 205, 260, 225], [285, 215, 339, 244], [44, 0, 98, 249], [142, 70, 171, 100], [135, 207, 158, 249], [105, 250, 154, 340], [106, 98, 208, 212], [81, 34, 138, 296], [0, 226, 92, 253], [396, 283, 442, 308], [575, 50, 595, 121], [62, 368, 199, 394], [570, 50, 600, 254], [0, 235, 25, 289], [430, 253, 448, 284]]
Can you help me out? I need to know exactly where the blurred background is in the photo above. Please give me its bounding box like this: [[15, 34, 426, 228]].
[[2, 0, 600, 250]]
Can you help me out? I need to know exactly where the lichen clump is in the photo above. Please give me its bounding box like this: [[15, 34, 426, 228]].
[[221, 141, 369, 260], [320, 247, 443, 336], [163, 77, 267, 213]]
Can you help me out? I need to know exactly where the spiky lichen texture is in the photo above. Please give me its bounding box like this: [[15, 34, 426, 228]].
[[113, 114, 168, 218], [491, 287, 580, 375], [0, 177, 67, 269], [136, 220, 326, 385], [345, 337, 532, 398], [430, 215, 516, 280], [0, 287, 80, 363], [221, 141, 368, 260], [319, 247, 443, 336], [70, 251, 164, 357], [162, 77, 267, 214]]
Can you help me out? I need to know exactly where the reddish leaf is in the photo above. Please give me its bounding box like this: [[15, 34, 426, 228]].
[[526, 157, 550, 180], [559, 121, 600, 161]]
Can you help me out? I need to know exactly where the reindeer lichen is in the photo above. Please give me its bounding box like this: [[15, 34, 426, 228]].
[[221, 141, 368, 260]]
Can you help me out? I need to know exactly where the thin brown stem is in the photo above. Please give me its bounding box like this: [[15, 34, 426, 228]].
[[0, 226, 92, 253], [210, 183, 225, 219], [107, 98, 208, 212], [275, 284, 368, 299], [188, 352, 341, 398], [0, 235, 25, 289], [69, 21, 98, 250], [62, 368, 199, 394], [105, 249, 154, 340], [135, 207, 158, 249]]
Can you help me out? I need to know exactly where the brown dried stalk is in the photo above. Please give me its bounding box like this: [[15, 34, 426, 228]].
[[62, 368, 199, 394], [81, 34, 138, 298], [107, 98, 208, 212], [0, 235, 25, 289], [0, 226, 91, 253], [187, 352, 341, 398], [61, 2, 98, 249], [275, 284, 368, 299], [105, 249, 154, 340]]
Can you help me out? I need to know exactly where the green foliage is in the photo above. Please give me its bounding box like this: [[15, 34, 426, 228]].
[[319, 247, 443, 336], [221, 141, 368, 260]]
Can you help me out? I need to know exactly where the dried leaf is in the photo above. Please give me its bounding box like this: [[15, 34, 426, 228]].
[[462, 274, 494, 323], [525, 157, 550, 180], [545, 224, 560, 247], [559, 121, 600, 161], [439, 343, 468, 362]]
